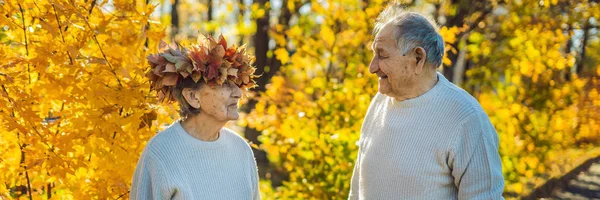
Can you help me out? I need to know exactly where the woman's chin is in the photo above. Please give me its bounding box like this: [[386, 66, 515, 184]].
[[227, 111, 240, 120]]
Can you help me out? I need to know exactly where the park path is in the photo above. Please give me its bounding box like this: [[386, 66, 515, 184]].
[[547, 161, 600, 199], [527, 156, 600, 200]]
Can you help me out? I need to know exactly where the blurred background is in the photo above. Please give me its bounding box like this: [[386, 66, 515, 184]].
[[0, 0, 599, 199]]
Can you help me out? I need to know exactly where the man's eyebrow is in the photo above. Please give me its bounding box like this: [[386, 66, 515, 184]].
[[373, 45, 387, 54]]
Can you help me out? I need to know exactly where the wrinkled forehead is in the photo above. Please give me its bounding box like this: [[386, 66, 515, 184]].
[[372, 23, 397, 51]]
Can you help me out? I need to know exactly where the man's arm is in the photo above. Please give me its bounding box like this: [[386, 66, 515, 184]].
[[448, 112, 505, 200], [348, 151, 361, 200]]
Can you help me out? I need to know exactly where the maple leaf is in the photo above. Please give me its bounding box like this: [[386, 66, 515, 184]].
[[191, 71, 202, 83], [206, 63, 219, 80], [161, 73, 178, 86], [218, 34, 228, 50], [163, 63, 176, 73]]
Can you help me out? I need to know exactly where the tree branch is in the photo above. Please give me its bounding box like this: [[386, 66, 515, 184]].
[[116, 191, 129, 199], [457, 7, 492, 39], [92, 34, 124, 88], [24, 169, 33, 200], [576, 21, 589, 75], [18, 4, 31, 84], [15, 131, 33, 200], [88, 0, 96, 15], [52, 3, 74, 65], [73, 2, 123, 88]]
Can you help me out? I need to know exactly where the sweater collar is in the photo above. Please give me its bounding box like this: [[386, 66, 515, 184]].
[[171, 120, 227, 149]]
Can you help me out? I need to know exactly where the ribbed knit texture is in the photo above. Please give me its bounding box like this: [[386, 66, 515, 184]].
[[130, 121, 260, 200], [349, 72, 504, 200]]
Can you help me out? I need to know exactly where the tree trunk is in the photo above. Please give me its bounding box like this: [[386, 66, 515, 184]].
[[441, 0, 489, 82], [171, 0, 180, 37], [208, 0, 213, 21], [244, 0, 295, 184], [564, 25, 573, 81], [145, 0, 151, 48], [245, 0, 271, 174], [238, 0, 247, 46], [452, 36, 468, 85], [576, 21, 589, 75]]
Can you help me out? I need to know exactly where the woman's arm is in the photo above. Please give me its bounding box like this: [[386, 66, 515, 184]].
[[130, 150, 174, 200]]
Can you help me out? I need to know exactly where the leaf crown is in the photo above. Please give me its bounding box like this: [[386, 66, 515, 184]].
[[146, 35, 257, 102]]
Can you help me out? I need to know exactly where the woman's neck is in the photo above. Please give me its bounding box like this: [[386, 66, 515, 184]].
[[180, 113, 226, 141]]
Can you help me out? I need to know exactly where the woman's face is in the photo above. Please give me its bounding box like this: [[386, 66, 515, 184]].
[[191, 81, 242, 121]]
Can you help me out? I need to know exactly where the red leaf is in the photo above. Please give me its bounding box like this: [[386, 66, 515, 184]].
[[194, 62, 207, 72], [147, 54, 166, 66], [207, 64, 219, 80], [218, 34, 227, 50], [153, 64, 166, 77], [225, 47, 237, 59]]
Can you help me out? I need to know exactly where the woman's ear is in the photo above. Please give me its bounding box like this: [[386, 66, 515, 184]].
[[413, 47, 427, 74], [182, 88, 201, 109]]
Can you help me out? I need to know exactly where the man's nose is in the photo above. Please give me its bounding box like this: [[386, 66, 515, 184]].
[[368, 58, 379, 74]]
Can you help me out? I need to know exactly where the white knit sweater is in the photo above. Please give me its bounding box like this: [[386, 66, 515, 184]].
[[349, 73, 504, 199], [130, 121, 260, 200]]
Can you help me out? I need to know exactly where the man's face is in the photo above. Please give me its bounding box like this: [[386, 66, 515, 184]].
[[369, 22, 419, 99]]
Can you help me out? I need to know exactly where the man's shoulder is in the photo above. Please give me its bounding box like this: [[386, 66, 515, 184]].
[[437, 81, 487, 120]]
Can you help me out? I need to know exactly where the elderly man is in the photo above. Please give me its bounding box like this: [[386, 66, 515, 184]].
[[348, 5, 505, 200]]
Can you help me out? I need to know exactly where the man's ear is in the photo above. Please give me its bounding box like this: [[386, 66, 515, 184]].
[[413, 47, 427, 74], [182, 88, 201, 109]]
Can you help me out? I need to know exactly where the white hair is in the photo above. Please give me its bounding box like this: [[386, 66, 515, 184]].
[[374, 4, 445, 68]]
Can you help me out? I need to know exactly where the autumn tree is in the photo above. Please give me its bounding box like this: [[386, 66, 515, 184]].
[[0, 0, 172, 198]]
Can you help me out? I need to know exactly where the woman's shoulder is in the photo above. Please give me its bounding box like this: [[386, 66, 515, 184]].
[[220, 128, 253, 150], [142, 122, 184, 153]]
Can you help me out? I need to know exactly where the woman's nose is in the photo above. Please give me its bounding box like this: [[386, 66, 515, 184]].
[[232, 86, 242, 98]]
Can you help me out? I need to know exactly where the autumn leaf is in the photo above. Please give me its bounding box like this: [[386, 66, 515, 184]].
[[161, 73, 178, 86], [163, 63, 176, 73], [274, 48, 289, 64]]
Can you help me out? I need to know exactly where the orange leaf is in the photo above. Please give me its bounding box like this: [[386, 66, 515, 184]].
[[161, 73, 178, 86]]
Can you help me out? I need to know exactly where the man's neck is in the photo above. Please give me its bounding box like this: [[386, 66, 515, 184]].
[[393, 71, 439, 101]]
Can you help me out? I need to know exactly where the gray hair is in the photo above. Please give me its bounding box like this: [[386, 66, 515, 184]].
[[374, 5, 445, 68], [171, 78, 204, 119]]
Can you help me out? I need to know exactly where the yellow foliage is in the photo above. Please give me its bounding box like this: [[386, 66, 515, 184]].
[[1, 0, 599, 199], [248, 0, 382, 198], [463, 0, 600, 196], [0, 0, 176, 198]]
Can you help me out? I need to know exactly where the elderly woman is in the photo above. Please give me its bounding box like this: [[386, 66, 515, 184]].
[[130, 35, 260, 200]]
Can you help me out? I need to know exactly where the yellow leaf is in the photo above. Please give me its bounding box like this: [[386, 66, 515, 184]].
[[321, 26, 335, 48], [274, 48, 289, 64]]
